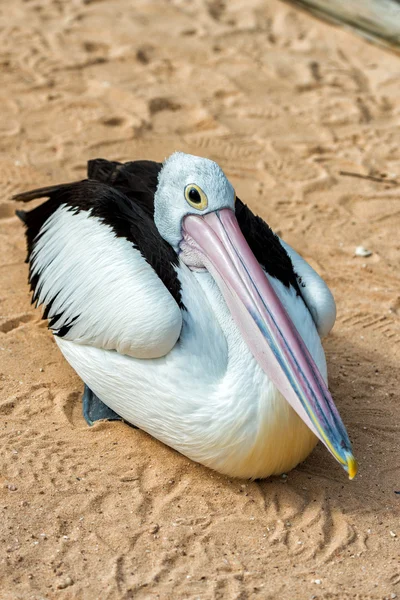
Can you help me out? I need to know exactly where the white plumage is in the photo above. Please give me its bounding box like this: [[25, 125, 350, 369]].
[[31, 207, 182, 358], [18, 152, 357, 480], [56, 257, 327, 479]]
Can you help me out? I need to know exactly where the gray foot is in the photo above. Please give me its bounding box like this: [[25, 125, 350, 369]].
[[82, 384, 123, 426]]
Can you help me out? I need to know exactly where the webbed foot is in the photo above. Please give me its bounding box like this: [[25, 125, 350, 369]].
[[82, 384, 123, 426]]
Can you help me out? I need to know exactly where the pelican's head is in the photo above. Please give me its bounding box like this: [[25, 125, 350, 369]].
[[154, 152, 357, 480], [155, 152, 236, 249]]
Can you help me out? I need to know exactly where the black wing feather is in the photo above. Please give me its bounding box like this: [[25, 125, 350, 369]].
[[87, 158, 161, 217]]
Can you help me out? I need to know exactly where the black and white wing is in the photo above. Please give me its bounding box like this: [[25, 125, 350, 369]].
[[16, 176, 183, 358], [278, 239, 336, 337], [235, 198, 336, 338]]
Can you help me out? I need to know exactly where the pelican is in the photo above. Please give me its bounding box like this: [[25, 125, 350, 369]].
[[15, 152, 357, 480]]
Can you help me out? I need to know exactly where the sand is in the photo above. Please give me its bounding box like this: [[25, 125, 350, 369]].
[[1, 0, 399, 598]]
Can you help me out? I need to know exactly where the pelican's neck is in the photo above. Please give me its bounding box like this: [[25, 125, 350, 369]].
[[177, 263, 254, 380]]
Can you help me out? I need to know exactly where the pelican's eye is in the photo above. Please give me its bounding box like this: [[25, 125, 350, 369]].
[[184, 184, 208, 211]]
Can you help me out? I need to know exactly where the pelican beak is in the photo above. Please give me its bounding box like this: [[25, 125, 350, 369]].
[[181, 208, 357, 479]]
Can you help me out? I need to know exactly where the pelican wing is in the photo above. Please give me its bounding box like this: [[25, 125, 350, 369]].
[[16, 179, 183, 358], [235, 199, 336, 337], [277, 240, 336, 337]]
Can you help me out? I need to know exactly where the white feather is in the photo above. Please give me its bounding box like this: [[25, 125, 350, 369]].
[[56, 266, 325, 479], [31, 206, 182, 358]]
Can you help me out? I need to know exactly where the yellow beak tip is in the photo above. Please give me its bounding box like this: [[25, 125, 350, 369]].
[[347, 455, 358, 480]]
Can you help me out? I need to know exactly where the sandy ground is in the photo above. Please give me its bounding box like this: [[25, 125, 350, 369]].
[[1, 0, 400, 598]]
